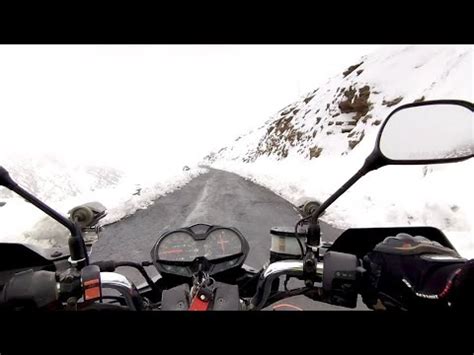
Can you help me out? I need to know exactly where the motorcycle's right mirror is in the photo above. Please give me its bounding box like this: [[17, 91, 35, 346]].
[[375, 100, 473, 164], [310, 100, 473, 224]]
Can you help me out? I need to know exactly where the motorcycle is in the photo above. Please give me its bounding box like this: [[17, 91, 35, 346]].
[[0, 99, 472, 311]]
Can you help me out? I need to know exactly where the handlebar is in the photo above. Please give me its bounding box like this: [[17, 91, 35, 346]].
[[79, 259, 325, 311], [90, 258, 323, 311], [250, 259, 324, 310], [0, 257, 328, 311], [99, 272, 144, 310], [92, 260, 160, 295]]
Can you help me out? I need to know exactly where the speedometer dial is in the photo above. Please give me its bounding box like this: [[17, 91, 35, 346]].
[[152, 225, 249, 277], [157, 232, 201, 262], [204, 229, 243, 260]]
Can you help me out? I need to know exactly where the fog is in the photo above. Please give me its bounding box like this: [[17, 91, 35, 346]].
[[0, 45, 380, 169]]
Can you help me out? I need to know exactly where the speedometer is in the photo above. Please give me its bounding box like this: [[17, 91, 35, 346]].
[[204, 228, 243, 260], [151, 224, 250, 277], [157, 232, 201, 262]]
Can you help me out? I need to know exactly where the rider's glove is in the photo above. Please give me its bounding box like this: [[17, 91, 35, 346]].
[[360, 233, 468, 311]]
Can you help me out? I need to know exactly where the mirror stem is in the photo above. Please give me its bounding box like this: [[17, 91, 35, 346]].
[[311, 151, 384, 223], [305, 164, 370, 253], [311, 166, 367, 223], [1, 167, 89, 266]]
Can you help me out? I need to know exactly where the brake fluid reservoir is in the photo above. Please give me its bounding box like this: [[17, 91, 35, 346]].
[[269, 226, 306, 262]]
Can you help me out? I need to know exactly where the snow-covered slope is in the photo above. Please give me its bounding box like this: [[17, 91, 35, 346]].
[[0, 152, 207, 248], [206, 45, 474, 258], [207, 46, 472, 163]]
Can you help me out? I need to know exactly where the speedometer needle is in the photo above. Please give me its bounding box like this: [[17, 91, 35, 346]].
[[218, 235, 228, 254]]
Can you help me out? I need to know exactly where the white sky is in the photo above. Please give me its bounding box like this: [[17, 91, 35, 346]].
[[0, 45, 381, 169]]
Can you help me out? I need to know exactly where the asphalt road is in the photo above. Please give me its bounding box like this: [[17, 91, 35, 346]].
[[91, 168, 367, 310]]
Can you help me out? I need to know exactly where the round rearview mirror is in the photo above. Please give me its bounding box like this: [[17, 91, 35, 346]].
[[379, 101, 473, 162]]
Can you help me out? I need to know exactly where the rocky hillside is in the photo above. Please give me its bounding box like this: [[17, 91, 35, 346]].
[[205, 46, 472, 164]]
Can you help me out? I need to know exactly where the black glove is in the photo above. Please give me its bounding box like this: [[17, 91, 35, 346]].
[[447, 259, 474, 311], [360, 233, 468, 311]]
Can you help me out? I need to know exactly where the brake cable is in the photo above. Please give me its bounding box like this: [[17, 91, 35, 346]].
[[294, 215, 313, 258]]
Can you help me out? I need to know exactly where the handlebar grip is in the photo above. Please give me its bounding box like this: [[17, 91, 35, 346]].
[[1, 270, 59, 309]]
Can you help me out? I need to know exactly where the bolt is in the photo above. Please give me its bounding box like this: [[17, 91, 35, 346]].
[[218, 298, 224, 304], [200, 294, 206, 301]]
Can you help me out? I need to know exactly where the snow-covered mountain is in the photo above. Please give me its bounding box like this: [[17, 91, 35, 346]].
[[205, 46, 472, 164], [205, 45, 473, 258]]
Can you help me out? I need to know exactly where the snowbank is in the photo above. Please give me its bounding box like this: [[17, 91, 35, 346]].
[[0, 154, 207, 249], [212, 157, 474, 259]]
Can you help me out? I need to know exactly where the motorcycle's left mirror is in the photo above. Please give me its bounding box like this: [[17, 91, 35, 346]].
[[378, 100, 473, 163], [68, 202, 107, 248]]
